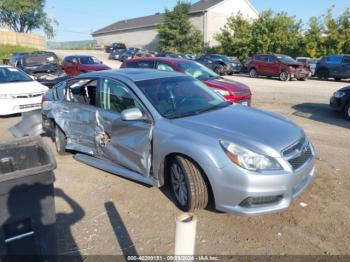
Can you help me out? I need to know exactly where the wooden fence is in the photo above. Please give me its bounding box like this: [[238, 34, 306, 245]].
[[0, 30, 45, 49]]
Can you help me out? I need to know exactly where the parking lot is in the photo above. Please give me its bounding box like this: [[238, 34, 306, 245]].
[[1, 54, 350, 257]]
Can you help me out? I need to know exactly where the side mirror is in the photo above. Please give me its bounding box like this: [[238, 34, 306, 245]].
[[121, 108, 144, 121]]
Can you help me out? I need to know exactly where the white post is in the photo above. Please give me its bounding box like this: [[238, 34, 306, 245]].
[[174, 213, 197, 259]]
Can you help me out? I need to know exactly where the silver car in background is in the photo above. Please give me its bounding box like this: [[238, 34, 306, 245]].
[[42, 69, 316, 216]]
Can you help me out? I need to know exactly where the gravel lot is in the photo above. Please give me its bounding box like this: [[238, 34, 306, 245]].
[[1, 51, 350, 257]]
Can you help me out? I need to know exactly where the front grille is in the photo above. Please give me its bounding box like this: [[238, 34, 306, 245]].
[[18, 103, 41, 109], [288, 146, 312, 170], [13, 93, 44, 99], [283, 138, 313, 170]]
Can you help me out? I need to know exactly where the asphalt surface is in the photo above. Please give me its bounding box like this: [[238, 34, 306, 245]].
[[1, 52, 350, 257]]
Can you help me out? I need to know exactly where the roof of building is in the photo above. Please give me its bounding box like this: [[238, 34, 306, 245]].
[[92, 0, 225, 36]]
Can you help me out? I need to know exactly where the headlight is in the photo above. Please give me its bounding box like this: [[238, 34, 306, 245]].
[[220, 140, 283, 172], [0, 94, 13, 99], [334, 91, 346, 98], [213, 88, 230, 97]]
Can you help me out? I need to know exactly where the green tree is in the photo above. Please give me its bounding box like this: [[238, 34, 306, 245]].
[[304, 16, 326, 57], [214, 13, 253, 61], [0, 0, 57, 38], [157, 1, 203, 53], [336, 8, 350, 54], [250, 10, 302, 56]]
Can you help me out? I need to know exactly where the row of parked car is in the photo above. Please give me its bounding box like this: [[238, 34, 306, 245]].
[[105, 42, 350, 82]]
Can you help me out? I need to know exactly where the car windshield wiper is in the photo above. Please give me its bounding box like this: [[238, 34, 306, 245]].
[[166, 102, 229, 119]]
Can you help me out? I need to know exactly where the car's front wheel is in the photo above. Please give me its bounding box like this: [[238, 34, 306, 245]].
[[214, 64, 226, 76], [55, 125, 68, 155], [249, 68, 257, 78], [279, 71, 290, 81], [169, 156, 209, 212], [344, 103, 350, 121]]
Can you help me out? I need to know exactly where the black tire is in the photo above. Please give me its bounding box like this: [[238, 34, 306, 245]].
[[54, 125, 68, 155], [335, 78, 342, 81], [317, 68, 329, 80], [249, 68, 258, 78], [214, 64, 225, 76], [279, 71, 290, 81], [299, 77, 308, 81], [169, 155, 209, 212], [344, 103, 350, 121]]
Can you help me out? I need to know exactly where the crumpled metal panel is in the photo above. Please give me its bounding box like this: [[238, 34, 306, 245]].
[[9, 110, 43, 138], [94, 110, 153, 176], [43, 101, 97, 155]]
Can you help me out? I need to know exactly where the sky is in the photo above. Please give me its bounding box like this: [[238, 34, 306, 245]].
[[43, 0, 349, 42]]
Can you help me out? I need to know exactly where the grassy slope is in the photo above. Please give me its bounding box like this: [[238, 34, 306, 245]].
[[0, 44, 37, 64]]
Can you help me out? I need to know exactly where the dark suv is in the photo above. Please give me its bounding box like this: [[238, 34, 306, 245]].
[[105, 42, 127, 53], [196, 54, 242, 76], [10, 51, 68, 87], [247, 54, 310, 81], [316, 55, 350, 81]]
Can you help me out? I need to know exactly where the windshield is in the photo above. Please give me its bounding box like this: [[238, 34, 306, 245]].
[[79, 56, 101, 65], [136, 76, 229, 119], [23, 53, 59, 66], [0, 67, 33, 83], [277, 55, 296, 63], [176, 61, 219, 81]]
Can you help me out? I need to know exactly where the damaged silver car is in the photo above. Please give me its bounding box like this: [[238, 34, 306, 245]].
[[41, 69, 316, 216]]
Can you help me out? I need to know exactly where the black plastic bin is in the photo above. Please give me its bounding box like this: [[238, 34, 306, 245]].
[[0, 137, 57, 262]]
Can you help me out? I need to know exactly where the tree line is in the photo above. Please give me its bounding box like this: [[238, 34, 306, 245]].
[[158, 1, 350, 60]]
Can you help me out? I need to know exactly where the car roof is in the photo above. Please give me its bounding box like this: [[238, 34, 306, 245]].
[[128, 57, 190, 64], [83, 69, 186, 82]]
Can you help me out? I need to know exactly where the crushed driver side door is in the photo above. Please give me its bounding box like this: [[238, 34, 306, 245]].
[[94, 78, 153, 177]]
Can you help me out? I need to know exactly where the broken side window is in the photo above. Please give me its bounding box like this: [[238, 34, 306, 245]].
[[67, 79, 98, 106]]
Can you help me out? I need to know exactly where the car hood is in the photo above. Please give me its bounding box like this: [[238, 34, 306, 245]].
[[0, 81, 48, 95], [285, 62, 304, 67], [204, 78, 250, 92], [173, 105, 304, 157], [82, 64, 111, 70]]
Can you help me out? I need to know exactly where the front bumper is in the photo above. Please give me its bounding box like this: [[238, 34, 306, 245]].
[[0, 96, 43, 116], [207, 155, 316, 216], [330, 96, 346, 112], [290, 69, 309, 79]]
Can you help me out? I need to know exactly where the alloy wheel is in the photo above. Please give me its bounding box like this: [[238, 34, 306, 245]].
[[280, 72, 290, 81], [170, 162, 188, 206]]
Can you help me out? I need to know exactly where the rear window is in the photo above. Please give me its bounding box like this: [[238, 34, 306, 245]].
[[326, 56, 343, 64], [126, 61, 154, 69], [23, 53, 59, 66], [342, 56, 350, 64]]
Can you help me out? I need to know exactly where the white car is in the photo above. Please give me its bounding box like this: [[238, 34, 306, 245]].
[[0, 65, 48, 116]]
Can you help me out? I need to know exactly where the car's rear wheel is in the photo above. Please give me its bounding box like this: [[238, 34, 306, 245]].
[[55, 125, 68, 155], [214, 64, 225, 76], [344, 103, 350, 121], [335, 78, 342, 81], [249, 68, 257, 78], [279, 71, 290, 81], [317, 68, 329, 80], [169, 155, 209, 212]]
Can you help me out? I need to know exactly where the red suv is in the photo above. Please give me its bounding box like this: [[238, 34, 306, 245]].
[[247, 54, 310, 81], [62, 55, 111, 76], [121, 57, 252, 105]]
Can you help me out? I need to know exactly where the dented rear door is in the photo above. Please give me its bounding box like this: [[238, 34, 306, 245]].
[[95, 78, 152, 176]]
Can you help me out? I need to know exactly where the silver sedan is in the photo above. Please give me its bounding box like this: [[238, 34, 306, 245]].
[[42, 69, 316, 216]]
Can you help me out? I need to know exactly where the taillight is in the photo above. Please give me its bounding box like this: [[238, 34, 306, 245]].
[[41, 95, 46, 104]]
